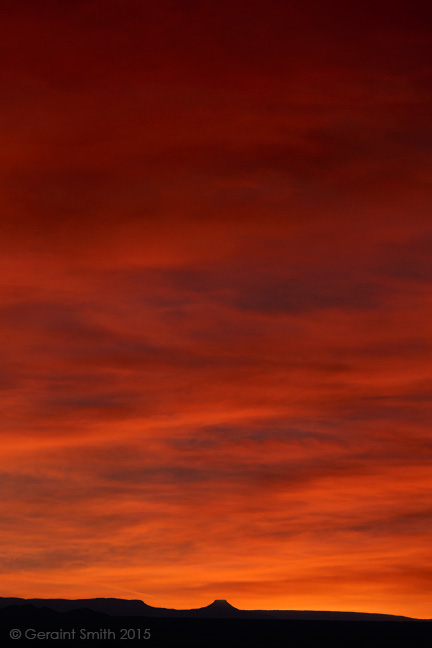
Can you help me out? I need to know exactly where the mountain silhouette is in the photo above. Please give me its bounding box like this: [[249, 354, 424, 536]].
[[204, 599, 240, 611], [189, 599, 242, 618], [0, 596, 423, 621], [0, 598, 431, 648]]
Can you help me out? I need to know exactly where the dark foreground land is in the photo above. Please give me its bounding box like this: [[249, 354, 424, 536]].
[[1, 605, 431, 648]]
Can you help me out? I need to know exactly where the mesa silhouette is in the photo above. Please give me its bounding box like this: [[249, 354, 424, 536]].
[[1, 598, 431, 648], [0, 596, 422, 620]]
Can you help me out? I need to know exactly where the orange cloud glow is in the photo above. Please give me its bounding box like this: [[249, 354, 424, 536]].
[[1, 0, 431, 619]]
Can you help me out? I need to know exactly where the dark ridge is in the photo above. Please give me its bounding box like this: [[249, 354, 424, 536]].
[[207, 599, 238, 608], [187, 599, 242, 618], [0, 597, 426, 621], [0, 597, 158, 617], [0, 603, 431, 648]]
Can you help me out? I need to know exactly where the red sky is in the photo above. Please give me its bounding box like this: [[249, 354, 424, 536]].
[[1, 0, 432, 618]]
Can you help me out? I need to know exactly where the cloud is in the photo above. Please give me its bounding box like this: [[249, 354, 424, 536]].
[[1, 0, 431, 618]]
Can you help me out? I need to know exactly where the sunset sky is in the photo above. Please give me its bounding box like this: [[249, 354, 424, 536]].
[[1, 0, 432, 619]]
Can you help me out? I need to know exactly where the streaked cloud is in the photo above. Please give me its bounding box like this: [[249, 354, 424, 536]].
[[0, 0, 431, 619]]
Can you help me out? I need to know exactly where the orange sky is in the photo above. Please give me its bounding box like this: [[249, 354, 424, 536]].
[[1, 0, 432, 618]]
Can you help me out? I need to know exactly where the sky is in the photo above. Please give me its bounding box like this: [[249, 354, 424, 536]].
[[1, 0, 432, 618]]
